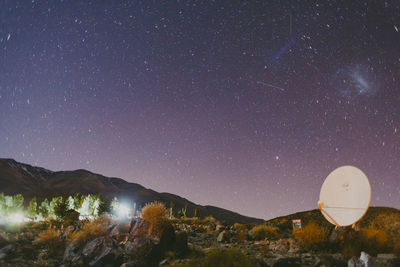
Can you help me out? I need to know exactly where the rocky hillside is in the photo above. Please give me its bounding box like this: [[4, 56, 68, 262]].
[[0, 158, 262, 224]]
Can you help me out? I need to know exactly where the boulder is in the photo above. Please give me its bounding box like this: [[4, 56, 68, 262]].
[[124, 237, 156, 259], [159, 259, 168, 266], [360, 251, 374, 267], [82, 237, 106, 259], [111, 223, 130, 236], [82, 236, 123, 266], [287, 238, 300, 254], [377, 254, 396, 260], [215, 225, 224, 232], [375, 254, 400, 267], [175, 231, 188, 255], [63, 239, 83, 264], [348, 256, 363, 267], [217, 230, 230, 243], [159, 223, 176, 252], [129, 218, 148, 237], [0, 235, 9, 248], [269, 239, 290, 253], [0, 244, 14, 260], [88, 247, 123, 266]]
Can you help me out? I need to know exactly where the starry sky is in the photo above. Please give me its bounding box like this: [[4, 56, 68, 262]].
[[1, 1, 399, 219]]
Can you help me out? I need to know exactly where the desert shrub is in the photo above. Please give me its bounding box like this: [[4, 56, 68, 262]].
[[34, 228, 64, 255], [68, 216, 109, 248], [141, 201, 169, 237], [362, 228, 388, 254], [274, 218, 292, 233], [249, 224, 279, 240], [172, 249, 255, 267], [233, 223, 246, 231], [204, 215, 216, 223], [335, 227, 389, 258], [294, 222, 327, 250], [202, 249, 254, 267], [234, 223, 248, 242]]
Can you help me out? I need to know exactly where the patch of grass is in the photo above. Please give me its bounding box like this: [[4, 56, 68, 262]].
[[249, 224, 279, 240], [68, 216, 109, 248], [234, 223, 248, 242], [340, 227, 389, 258], [33, 228, 64, 256], [293, 222, 328, 251], [170, 249, 256, 267]]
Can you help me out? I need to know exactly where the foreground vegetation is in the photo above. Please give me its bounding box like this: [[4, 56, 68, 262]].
[[0, 194, 399, 266]]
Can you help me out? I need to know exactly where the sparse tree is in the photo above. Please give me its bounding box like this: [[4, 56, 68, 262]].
[[54, 196, 68, 219], [49, 196, 64, 218], [38, 198, 50, 218], [27, 197, 38, 219], [73, 193, 82, 210], [67, 196, 75, 210], [0, 193, 5, 214], [98, 197, 111, 215]]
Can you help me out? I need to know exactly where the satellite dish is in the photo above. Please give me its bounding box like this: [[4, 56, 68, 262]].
[[318, 166, 371, 227]]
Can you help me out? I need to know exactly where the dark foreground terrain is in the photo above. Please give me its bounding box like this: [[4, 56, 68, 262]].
[[0, 206, 399, 267]]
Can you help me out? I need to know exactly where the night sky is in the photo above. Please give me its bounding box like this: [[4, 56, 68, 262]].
[[1, 1, 399, 219]]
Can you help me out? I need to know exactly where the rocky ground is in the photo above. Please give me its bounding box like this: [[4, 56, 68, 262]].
[[0, 217, 399, 267], [171, 219, 400, 267]]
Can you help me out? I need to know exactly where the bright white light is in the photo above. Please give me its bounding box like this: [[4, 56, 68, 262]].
[[9, 212, 25, 223], [116, 203, 130, 219]]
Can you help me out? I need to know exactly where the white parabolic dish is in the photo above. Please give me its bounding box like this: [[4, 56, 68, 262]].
[[319, 166, 371, 226]]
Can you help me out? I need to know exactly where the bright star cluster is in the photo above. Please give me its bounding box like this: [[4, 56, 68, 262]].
[[0, 1, 399, 219]]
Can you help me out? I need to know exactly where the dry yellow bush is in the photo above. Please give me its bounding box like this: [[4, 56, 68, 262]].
[[294, 222, 327, 250], [233, 223, 246, 231], [141, 201, 169, 237], [68, 217, 108, 248], [34, 228, 62, 249], [233, 223, 248, 242], [34, 228, 64, 256], [361, 228, 388, 255], [249, 224, 279, 240], [363, 227, 387, 244]]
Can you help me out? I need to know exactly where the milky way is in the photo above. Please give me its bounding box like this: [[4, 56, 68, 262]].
[[0, 1, 399, 219]]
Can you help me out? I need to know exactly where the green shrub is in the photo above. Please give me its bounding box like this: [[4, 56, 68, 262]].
[[249, 224, 279, 240]]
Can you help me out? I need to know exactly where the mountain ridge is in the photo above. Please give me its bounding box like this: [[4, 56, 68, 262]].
[[0, 158, 263, 224]]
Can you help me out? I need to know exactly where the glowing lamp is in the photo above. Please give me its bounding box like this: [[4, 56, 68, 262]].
[[116, 203, 130, 219], [9, 212, 25, 223]]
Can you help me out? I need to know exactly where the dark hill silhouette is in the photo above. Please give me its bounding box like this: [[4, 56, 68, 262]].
[[0, 158, 263, 224]]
